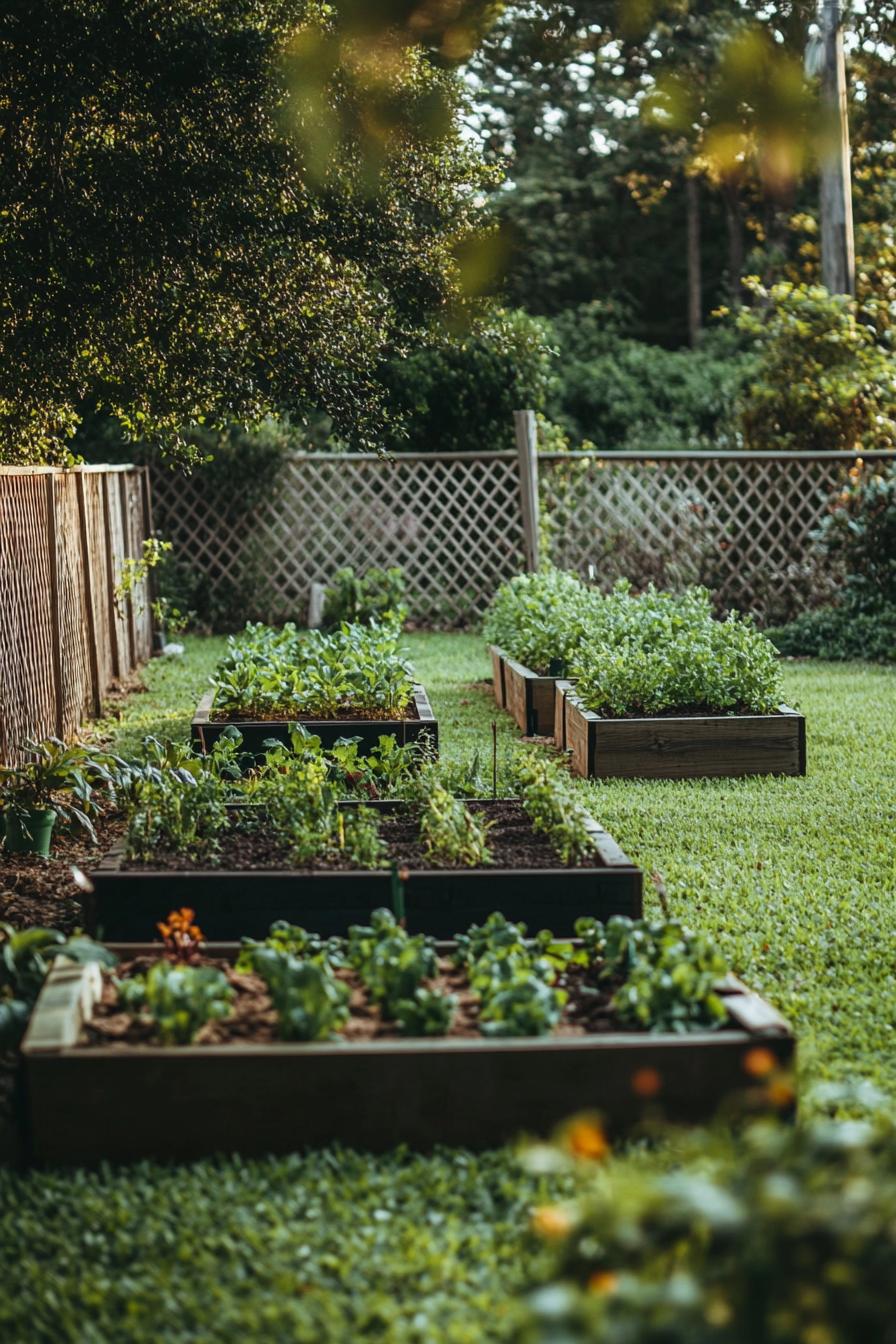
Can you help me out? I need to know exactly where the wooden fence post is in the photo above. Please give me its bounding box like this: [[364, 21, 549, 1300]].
[[44, 472, 65, 736], [514, 409, 540, 572], [102, 473, 121, 681], [75, 472, 103, 716]]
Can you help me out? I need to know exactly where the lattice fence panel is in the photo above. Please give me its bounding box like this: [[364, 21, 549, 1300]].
[[83, 474, 114, 693], [0, 475, 57, 761], [54, 474, 92, 733], [153, 453, 527, 625], [0, 467, 153, 763], [540, 454, 850, 624]]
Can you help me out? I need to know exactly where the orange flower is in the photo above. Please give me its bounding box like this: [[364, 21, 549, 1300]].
[[564, 1117, 610, 1161], [767, 1078, 796, 1109], [531, 1205, 572, 1240], [631, 1067, 662, 1099], [158, 908, 205, 962], [743, 1046, 777, 1078], [587, 1271, 618, 1295]]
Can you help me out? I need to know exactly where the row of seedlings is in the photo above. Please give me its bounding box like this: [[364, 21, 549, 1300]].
[[484, 572, 805, 778], [192, 618, 438, 757]]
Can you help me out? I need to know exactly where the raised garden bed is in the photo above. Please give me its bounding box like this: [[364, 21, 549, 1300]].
[[191, 683, 439, 758], [86, 799, 643, 940], [555, 682, 807, 780], [23, 943, 794, 1163], [489, 645, 564, 737]]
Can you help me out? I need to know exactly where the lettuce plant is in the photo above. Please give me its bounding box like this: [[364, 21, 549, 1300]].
[[117, 962, 234, 1045]]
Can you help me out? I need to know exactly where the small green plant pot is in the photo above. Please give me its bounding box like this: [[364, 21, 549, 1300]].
[[4, 807, 57, 857]]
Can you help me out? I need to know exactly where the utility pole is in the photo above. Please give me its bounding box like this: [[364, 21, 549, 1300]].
[[818, 0, 855, 295]]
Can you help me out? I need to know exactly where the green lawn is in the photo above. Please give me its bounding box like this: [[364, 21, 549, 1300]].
[[1, 632, 894, 1342]]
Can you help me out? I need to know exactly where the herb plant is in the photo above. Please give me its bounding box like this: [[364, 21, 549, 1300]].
[[484, 570, 785, 715], [394, 987, 457, 1037], [117, 962, 234, 1045], [0, 737, 103, 845], [515, 756, 597, 865], [419, 787, 492, 867], [576, 914, 730, 1034], [211, 620, 414, 720], [347, 909, 438, 1019], [321, 566, 407, 629]]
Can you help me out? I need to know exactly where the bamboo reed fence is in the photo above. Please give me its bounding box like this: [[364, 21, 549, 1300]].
[[0, 466, 153, 763]]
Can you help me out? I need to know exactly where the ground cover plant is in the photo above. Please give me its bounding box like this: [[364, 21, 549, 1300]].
[[483, 573, 784, 716], [210, 619, 415, 720], [523, 1088, 896, 1344], [82, 906, 737, 1047], [0, 632, 893, 1343]]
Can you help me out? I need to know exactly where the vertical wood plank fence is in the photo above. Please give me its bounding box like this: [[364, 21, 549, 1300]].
[[0, 466, 153, 763]]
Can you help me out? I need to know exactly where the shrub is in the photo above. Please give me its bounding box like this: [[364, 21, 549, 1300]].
[[524, 1095, 896, 1344], [814, 459, 896, 608], [545, 305, 749, 448], [380, 307, 555, 453], [766, 599, 896, 663], [736, 280, 896, 453], [321, 567, 407, 629]]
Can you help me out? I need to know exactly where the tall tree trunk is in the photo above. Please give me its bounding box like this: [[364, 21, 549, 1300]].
[[685, 174, 702, 346], [819, 0, 855, 294], [724, 184, 745, 307]]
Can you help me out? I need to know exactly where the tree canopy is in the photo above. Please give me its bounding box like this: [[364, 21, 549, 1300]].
[[0, 0, 497, 464]]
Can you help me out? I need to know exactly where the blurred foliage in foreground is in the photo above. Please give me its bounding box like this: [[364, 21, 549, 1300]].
[[523, 1086, 896, 1344]]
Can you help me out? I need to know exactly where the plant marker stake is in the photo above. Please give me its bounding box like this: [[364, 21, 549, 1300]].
[[492, 720, 498, 799], [391, 860, 407, 925]]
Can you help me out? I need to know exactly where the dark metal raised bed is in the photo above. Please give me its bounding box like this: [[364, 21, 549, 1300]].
[[85, 800, 643, 941], [555, 682, 807, 780], [23, 950, 795, 1164], [191, 683, 439, 759]]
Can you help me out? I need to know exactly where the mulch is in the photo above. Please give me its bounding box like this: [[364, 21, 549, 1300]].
[[0, 810, 124, 935], [84, 953, 626, 1049]]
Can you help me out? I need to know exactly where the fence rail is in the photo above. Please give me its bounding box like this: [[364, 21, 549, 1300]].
[[151, 429, 892, 630], [0, 466, 153, 762]]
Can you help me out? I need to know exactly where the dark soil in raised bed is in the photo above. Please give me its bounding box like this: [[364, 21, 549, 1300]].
[[209, 700, 419, 724], [83, 952, 657, 1048], [121, 801, 604, 874]]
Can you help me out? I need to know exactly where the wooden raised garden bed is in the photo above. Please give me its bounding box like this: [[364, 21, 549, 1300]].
[[190, 683, 439, 759], [489, 645, 565, 737], [555, 682, 807, 780], [23, 950, 794, 1164], [86, 800, 643, 941]]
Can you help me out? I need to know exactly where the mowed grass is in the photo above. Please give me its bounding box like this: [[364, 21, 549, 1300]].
[[1, 631, 893, 1344]]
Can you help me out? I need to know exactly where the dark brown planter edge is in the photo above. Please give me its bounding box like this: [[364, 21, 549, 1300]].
[[556, 681, 807, 780]]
